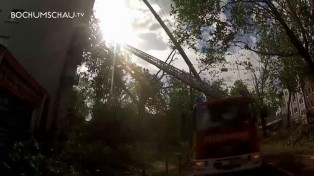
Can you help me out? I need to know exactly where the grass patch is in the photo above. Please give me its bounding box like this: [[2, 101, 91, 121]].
[[262, 143, 311, 154], [262, 127, 314, 155]]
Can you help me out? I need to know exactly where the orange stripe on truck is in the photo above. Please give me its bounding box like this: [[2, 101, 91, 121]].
[[204, 131, 250, 143]]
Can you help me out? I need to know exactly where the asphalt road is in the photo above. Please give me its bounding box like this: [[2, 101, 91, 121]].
[[181, 152, 314, 175], [208, 163, 291, 176], [153, 152, 314, 176], [180, 163, 292, 176], [263, 152, 314, 176]]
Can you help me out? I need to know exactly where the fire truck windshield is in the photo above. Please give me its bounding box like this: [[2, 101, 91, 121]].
[[195, 101, 255, 131]]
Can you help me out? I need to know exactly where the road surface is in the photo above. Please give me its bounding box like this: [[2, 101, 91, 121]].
[[178, 163, 291, 176], [153, 162, 293, 176], [263, 152, 314, 176], [153, 150, 314, 175]]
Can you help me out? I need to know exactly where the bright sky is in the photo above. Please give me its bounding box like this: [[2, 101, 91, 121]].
[[94, 0, 140, 45], [93, 0, 255, 87], [93, 0, 171, 46]]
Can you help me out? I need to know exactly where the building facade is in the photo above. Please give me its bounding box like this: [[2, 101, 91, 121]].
[[303, 81, 314, 115], [277, 80, 314, 125], [279, 90, 307, 125], [0, 0, 94, 136]]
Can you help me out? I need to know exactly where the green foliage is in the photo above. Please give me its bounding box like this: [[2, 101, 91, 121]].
[[230, 80, 248, 96], [164, 77, 190, 145], [170, 0, 314, 71], [210, 79, 229, 97], [171, 1, 313, 124], [162, 76, 201, 146], [45, 14, 142, 175], [1, 139, 44, 176], [0, 138, 83, 176], [126, 64, 167, 117], [70, 12, 185, 175]]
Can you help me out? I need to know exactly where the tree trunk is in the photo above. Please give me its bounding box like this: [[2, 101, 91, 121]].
[[136, 98, 146, 140], [260, 106, 268, 138], [137, 100, 146, 118], [286, 91, 292, 128], [141, 165, 147, 176], [137, 98, 148, 176], [265, 0, 314, 73], [260, 117, 267, 138]]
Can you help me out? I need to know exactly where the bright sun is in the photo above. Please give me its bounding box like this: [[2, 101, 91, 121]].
[[94, 0, 138, 45]]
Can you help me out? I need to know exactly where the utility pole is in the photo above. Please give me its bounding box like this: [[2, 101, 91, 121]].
[[142, 0, 201, 81]]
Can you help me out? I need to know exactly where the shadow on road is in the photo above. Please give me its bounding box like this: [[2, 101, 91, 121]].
[[263, 152, 314, 176]]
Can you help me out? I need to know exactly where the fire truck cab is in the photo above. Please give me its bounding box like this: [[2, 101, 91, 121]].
[[192, 96, 261, 175]]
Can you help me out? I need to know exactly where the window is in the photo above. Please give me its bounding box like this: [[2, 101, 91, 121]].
[[311, 101, 313, 107], [0, 36, 10, 47], [195, 102, 254, 130], [299, 98, 304, 104], [294, 107, 298, 113], [305, 90, 308, 96], [309, 88, 311, 95], [5, 9, 24, 23]]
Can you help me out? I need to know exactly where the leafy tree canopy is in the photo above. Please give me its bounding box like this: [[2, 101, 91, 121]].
[[170, 0, 314, 72], [230, 80, 248, 96]]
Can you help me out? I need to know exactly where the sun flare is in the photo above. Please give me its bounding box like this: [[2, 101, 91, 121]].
[[94, 0, 138, 45]]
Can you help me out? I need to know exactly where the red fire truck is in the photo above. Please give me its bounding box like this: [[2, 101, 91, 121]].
[[192, 95, 261, 175], [0, 44, 47, 156], [122, 45, 262, 175]]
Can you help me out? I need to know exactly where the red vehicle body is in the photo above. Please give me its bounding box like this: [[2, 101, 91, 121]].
[[192, 96, 261, 175], [0, 44, 47, 157], [0, 44, 47, 108]]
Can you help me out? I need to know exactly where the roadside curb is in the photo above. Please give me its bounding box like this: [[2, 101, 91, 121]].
[[267, 162, 295, 176]]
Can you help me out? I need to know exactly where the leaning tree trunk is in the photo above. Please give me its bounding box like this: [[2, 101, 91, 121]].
[[259, 102, 268, 138], [258, 93, 268, 138], [286, 91, 292, 129], [260, 112, 268, 138]]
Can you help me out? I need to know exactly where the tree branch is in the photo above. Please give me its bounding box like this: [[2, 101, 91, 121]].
[[264, 0, 314, 71], [253, 1, 274, 16], [286, 0, 309, 51], [161, 86, 174, 89], [244, 45, 299, 57], [260, 58, 270, 99], [117, 78, 138, 104], [198, 67, 208, 75]]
